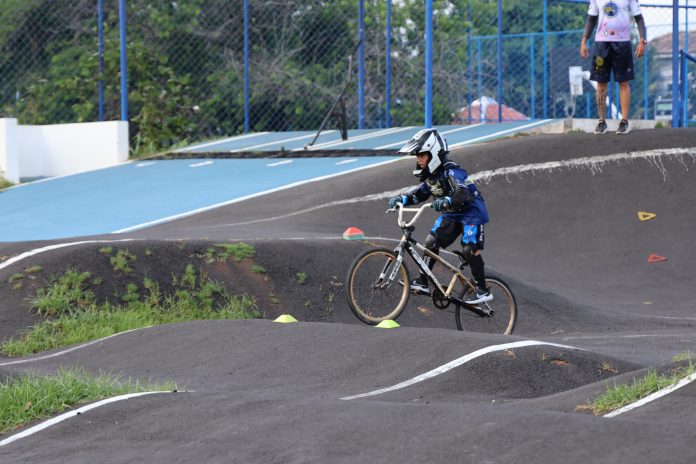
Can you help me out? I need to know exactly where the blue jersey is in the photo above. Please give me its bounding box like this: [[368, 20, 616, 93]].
[[401, 161, 489, 225]]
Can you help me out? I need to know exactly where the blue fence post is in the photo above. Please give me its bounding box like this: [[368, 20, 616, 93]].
[[467, 15, 472, 124], [385, 0, 392, 128], [530, 34, 536, 119], [679, 50, 686, 127], [244, 0, 249, 133], [672, 0, 680, 128], [542, 0, 548, 119], [425, 0, 433, 127], [644, 38, 648, 119], [118, 0, 128, 121], [98, 0, 104, 121], [358, 0, 365, 129], [609, 77, 615, 119], [477, 38, 483, 122], [683, 0, 690, 125], [497, 0, 503, 122]]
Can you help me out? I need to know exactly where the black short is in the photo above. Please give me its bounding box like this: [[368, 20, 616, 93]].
[[430, 217, 485, 251], [590, 41, 635, 83]]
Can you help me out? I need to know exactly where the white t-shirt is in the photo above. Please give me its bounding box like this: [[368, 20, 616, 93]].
[[588, 0, 642, 42]]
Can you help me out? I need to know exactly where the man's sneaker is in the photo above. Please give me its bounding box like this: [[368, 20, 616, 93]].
[[465, 287, 493, 304], [594, 120, 608, 134], [410, 278, 431, 296], [616, 119, 630, 134]]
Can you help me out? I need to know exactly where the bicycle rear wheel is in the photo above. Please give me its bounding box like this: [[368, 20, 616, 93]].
[[346, 248, 410, 325], [455, 275, 516, 335]]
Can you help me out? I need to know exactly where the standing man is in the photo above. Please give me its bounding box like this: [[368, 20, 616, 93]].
[[580, 0, 647, 134]]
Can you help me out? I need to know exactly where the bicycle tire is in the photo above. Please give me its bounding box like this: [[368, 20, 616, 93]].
[[346, 248, 411, 325], [454, 274, 517, 335]]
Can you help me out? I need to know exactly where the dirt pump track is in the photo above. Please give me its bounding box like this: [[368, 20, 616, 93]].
[[1, 128, 696, 463]]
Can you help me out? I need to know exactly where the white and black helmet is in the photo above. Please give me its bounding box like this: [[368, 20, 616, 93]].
[[398, 128, 449, 179]]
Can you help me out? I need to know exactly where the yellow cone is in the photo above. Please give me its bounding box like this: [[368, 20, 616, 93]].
[[375, 319, 400, 328], [274, 314, 298, 323]]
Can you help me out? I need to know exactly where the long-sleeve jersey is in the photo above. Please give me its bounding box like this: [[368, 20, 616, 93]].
[[399, 161, 489, 225]]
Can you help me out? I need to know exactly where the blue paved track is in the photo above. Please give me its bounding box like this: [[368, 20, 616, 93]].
[[0, 157, 398, 242], [182, 121, 552, 153], [1, 121, 555, 242]]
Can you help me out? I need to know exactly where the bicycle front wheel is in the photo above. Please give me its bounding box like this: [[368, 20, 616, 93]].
[[455, 275, 517, 335], [346, 248, 410, 325]]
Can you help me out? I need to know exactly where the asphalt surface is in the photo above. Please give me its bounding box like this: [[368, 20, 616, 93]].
[[1, 128, 696, 463]]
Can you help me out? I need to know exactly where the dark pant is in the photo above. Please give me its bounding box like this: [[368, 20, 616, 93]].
[[590, 41, 635, 83], [419, 217, 487, 289]]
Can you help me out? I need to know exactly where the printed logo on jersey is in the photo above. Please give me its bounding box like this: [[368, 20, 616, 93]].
[[602, 2, 619, 17]]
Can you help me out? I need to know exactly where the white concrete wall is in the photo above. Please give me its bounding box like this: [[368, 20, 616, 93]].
[[0, 119, 20, 183], [0, 119, 128, 182]]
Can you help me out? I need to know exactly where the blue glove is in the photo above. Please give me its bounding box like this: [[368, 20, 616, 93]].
[[432, 196, 451, 212], [388, 196, 403, 209]]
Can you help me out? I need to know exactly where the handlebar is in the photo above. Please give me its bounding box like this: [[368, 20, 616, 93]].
[[386, 202, 433, 228]]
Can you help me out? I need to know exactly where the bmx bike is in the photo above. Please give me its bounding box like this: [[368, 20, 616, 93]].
[[345, 203, 517, 334]]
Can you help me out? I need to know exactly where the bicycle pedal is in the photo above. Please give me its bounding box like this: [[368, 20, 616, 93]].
[[412, 288, 431, 296]]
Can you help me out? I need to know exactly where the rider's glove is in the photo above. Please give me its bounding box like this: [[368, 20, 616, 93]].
[[388, 196, 403, 209], [433, 196, 451, 212]]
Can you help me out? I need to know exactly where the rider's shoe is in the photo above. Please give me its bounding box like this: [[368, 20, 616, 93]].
[[410, 277, 431, 296], [465, 287, 493, 304]]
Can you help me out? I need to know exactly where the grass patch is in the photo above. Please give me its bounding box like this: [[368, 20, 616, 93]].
[[28, 269, 96, 317], [8, 273, 23, 283], [196, 243, 256, 263], [1, 267, 260, 357], [581, 356, 695, 415], [295, 272, 308, 284], [214, 243, 255, 262], [110, 249, 136, 273], [0, 368, 176, 435], [0, 176, 12, 191], [251, 264, 266, 274]]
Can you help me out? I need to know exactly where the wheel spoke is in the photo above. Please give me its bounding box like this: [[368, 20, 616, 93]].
[[347, 249, 410, 325]]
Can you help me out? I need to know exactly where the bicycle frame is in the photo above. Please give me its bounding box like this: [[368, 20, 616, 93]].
[[388, 203, 479, 308]]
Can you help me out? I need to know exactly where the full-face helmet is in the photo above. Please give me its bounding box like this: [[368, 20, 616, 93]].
[[398, 128, 449, 180]]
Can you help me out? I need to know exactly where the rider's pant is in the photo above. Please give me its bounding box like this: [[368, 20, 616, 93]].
[[420, 217, 487, 289]]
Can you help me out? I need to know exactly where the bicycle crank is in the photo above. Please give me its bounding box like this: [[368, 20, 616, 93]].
[[432, 288, 450, 309]]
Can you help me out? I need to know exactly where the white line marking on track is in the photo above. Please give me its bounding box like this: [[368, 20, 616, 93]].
[[135, 162, 156, 168], [374, 123, 486, 149], [340, 340, 579, 400], [304, 127, 415, 150], [0, 327, 150, 366], [189, 161, 214, 168], [0, 391, 173, 447], [471, 147, 696, 183], [0, 239, 137, 272], [335, 159, 358, 165], [197, 148, 696, 231], [243, 131, 336, 151], [447, 120, 554, 148], [113, 157, 403, 233], [266, 160, 293, 167], [604, 371, 696, 418], [177, 131, 270, 152]]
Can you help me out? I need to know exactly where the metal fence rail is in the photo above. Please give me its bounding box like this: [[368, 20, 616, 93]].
[[0, 1, 693, 156]]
